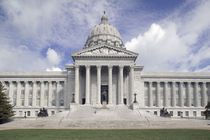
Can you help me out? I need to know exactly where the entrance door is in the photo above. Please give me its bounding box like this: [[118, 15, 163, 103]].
[[101, 85, 108, 104]]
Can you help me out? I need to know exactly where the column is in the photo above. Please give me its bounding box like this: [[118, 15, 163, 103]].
[[97, 65, 101, 104], [24, 81, 29, 106], [129, 66, 134, 105], [164, 82, 168, 107], [187, 82, 191, 107], [32, 81, 37, 107], [64, 80, 67, 107], [195, 82, 198, 107], [119, 65, 124, 104], [108, 65, 113, 104], [8, 81, 13, 104], [148, 82, 152, 107], [179, 82, 184, 107], [172, 81, 176, 107], [74, 65, 79, 104], [157, 82, 160, 107], [40, 81, 45, 107], [85, 65, 90, 104], [202, 82, 207, 107], [56, 81, 60, 107], [48, 81, 52, 107], [16, 81, 21, 106]]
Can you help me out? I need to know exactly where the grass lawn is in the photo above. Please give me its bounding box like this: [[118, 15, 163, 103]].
[[0, 129, 210, 140]]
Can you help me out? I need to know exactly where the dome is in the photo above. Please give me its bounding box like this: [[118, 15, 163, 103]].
[[84, 12, 124, 48]]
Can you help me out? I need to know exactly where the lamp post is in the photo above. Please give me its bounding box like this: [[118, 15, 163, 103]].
[[134, 93, 137, 103], [71, 93, 75, 103]]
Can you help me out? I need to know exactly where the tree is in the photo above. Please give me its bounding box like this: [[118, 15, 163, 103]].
[[0, 82, 14, 123], [204, 101, 210, 120]]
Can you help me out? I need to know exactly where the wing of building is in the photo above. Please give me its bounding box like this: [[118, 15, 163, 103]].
[[0, 13, 210, 118]]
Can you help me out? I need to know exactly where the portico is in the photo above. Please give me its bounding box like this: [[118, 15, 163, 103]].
[[73, 64, 135, 106]]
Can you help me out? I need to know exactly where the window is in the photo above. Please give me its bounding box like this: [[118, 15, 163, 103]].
[[19, 111, 23, 116], [51, 111, 55, 115], [35, 111, 38, 116], [27, 111, 31, 116], [154, 111, 157, 115], [201, 111, 205, 116], [185, 111, 189, 116], [178, 111, 182, 116], [170, 111, 173, 116], [193, 111, 197, 117], [52, 100, 56, 106], [60, 99, 64, 106]]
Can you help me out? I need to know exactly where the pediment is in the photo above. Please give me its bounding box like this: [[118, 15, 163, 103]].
[[72, 45, 138, 57]]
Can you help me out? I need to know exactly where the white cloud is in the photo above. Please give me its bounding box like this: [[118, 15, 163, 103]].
[[46, 67, 62, 71], [126, 0, 210, 72], [46, 48, 61, 65]]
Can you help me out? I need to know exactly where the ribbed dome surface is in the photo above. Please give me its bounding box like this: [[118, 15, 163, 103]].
[[84, 12, 124, 48]]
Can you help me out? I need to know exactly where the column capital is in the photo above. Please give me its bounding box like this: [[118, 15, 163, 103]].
[[119, 65, 124, 69], [85, 65, 90, 69], [97, 65, 102, 69], [108, 64, 113, 68], [74, 65, 80, 68]]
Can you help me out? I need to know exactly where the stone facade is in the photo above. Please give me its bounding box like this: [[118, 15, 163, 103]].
[[0, 13, 210, 118]]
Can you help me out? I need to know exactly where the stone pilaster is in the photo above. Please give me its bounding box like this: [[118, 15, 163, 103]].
[[164, 82, 168, 107], [97, 65, 101, 104], [202, 82, 207, 107], [172, 81, 176, 107], [56, 81, 60, 107], [108, 65, 113, 104], [40, 81, 45, 107], [48, 81, 52, 107], [8, 81, 13, 104], [194, 82, 199, 107], [180, 82, 184, 107], [156, 82, 160, 107], [148, 82, 152, 107], [16, 81, 21, 106], [24, 81, 29, 106], [187, 82, 191, 107], [74, 65, 79, 104], [85, 65, 90, 104], [32, 81, 37, 107]]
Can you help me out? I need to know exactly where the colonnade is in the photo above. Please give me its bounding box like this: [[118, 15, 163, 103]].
[[146, 81, 208, 107], [1, 80, 66, 107], [74, 65, 134, 105]]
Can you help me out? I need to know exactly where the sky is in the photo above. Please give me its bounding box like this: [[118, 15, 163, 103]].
[[0, 0, 210, 72]]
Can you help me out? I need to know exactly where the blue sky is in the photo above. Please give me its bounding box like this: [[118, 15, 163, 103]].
[[0, 0, 210, 72]]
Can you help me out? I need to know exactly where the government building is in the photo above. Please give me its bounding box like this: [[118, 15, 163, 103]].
[[0, 13, 210, 118]]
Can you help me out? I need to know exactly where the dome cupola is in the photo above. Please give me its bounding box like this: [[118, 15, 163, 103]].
[[84, 12, 124, 49]]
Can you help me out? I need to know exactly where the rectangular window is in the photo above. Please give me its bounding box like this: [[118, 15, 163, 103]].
[[154, 111, 157, 115], [170, 111, 173, 116], [193, 111, 197, 117], [51, 111, 55, 115], [19, 111, 23, 116], [185, 111, 189, 116], [201, 111, 205, 116], [27, 111, 31, 116]]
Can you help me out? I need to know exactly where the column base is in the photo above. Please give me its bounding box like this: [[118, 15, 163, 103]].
[[70, 103, 80, 112], [131, 103, 139, 110]]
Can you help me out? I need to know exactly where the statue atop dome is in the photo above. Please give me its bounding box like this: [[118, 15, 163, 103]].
[[101, 11, 108, 24]]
